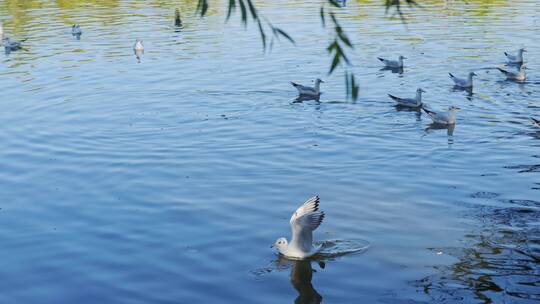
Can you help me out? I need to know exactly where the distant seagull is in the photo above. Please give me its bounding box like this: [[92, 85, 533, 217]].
[[133, 39, 144, 62], [291, 79, 324, 97], [505, 48, 526, 64], [3, 37, 27, 52], [449, 72, 477, 88], [175, 9, 182, 27], [388, 88, 425, 108], [0, 21, 3, 37], [378, 55, 406, 68], [272, 196, 325, 259], [497, 65, 526, 82], [532, 117, 540, 127], [422, 106, 460, 125], [72, 24, 82, 36]]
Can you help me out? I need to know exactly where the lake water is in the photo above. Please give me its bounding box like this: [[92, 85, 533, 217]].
[[0, 0, 539, 303]]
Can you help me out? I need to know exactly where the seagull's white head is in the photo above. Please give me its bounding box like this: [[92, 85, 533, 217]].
[[272, 237, 288, 252], [469, 72, 477, 77], [519, 48, 526, 53], [399, 55, 407, 60], [417, 88, 426, 93], [520, 65, 527, 71], [316, 78, 324, 84]]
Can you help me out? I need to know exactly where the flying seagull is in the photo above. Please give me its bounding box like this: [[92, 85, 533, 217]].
[[272, 196, 325, 259]]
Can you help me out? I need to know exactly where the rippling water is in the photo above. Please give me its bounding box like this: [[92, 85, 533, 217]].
[[0, 0, 539, 303]]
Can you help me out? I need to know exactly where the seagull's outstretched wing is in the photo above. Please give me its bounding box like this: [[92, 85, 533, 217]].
[[289, 196, 325, 253]]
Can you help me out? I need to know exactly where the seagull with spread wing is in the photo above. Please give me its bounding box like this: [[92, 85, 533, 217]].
[[505, 48, 526, 64], [272, 196, 325, 259]]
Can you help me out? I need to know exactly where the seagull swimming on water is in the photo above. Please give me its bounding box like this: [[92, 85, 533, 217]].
[[378, 55, 406, 68], [388, 88, 425, 108], [175, 9, 182, 27], [422, 106, 460, 125], [72, 24, 82, 36], [505, 48, 526, 64], [497, 65, 526, 82], [3, 37, 27, 51], [291, 79, 324, 97], [272, 196, 325, 259], [532, 117, 540, 127], [449, 72, 477, 88]]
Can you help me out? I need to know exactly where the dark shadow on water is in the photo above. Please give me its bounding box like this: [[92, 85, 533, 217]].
[[451, 86, 473, 100], [415, 199, 540, 303], [424, 123, 455, 137], [394, 104, 422, 120], [380, 66, 404, 75], [134, 49, 144, 63], [293, 94, 320, 103], [288, 259, 323, 304]]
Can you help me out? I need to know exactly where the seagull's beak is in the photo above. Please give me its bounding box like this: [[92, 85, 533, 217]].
[[402, 57, 407, 59], [320, 80, 325, 83], [270, 244, 274, 248], [455, 107, 461, 110], [421, 89, 426, 93], [473, 73, 478, 76]]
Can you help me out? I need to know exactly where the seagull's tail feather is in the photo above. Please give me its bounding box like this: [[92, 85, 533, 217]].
[[448, 72, 454, 78], [532, 117, 540, 125], [290, 82, 299, 88], [377, 57, 385, 62], [497, 67, 509, 75], [422, 107, 436, 116], [504, 52, 508, 56], [388, 94, 399, 101]]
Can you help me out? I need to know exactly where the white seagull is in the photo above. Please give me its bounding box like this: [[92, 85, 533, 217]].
[[422, 106, 460, 125], [505, 48, 526, 64], [0, 21, 3, 37], [272, 196, 325, 259], [291, 79, 324, 97], [3, 37, 27, 51], [497, 65, 526, 82], [388, 88, 425, 108], [449, 72, 477, 88], [134, 39, 144, 52], [532, 117, 540, 127], [378, 55, 406, 68], [72, 24, 82, 36]]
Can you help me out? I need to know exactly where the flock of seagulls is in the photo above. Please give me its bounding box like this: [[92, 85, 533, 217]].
[[0, 11, 536, 262], [291, 49, 537, 128]]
